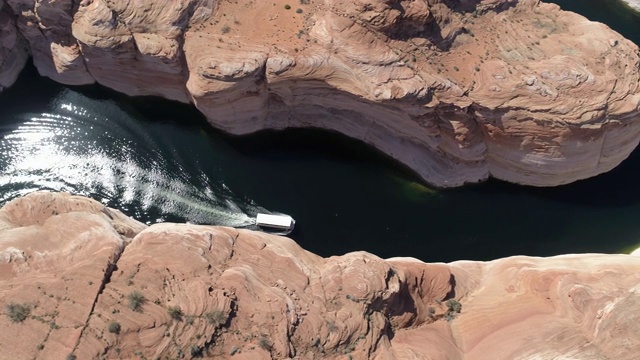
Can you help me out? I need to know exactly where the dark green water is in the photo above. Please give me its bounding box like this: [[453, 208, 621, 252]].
[[549, 0, 640, 40], [1, 1, 640, 262]]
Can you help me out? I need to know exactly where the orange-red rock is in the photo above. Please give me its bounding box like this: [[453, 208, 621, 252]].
[[0, 192, 144, 360], [1, 0, 640, 187], [1, 192, 639, 359]]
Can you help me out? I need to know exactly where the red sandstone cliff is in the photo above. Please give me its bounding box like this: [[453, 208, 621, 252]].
[[1, 0, 640, 187], [1, 192, 639, 359]]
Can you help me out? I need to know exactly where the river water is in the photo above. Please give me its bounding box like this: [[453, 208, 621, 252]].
[[1, 1, 639, 262]]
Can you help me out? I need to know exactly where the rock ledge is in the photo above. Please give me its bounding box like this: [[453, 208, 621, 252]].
[[1, 0, 640, 187], [1, 192, 639, 359]]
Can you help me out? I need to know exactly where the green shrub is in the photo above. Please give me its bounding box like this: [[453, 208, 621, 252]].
[[258, 336, 272, 350], [326, 320, 338, 332], [5, 303, 31, 323], [284, 4, 291, 9], [444, 299, 462, 321], [167, 306, 182, 320], [127, 291, 146, 312], [311, 337, 321, 347], [190, 345, 203, 357], [446, 299, 462, 314], [108, 321, 121, 334], [205, 310, 227, 325]]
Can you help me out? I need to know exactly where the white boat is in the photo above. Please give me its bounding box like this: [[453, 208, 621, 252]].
[[256, 213, 295, 234]]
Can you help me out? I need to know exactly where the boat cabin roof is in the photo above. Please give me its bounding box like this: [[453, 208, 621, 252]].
[[256, 213, 293, 228]]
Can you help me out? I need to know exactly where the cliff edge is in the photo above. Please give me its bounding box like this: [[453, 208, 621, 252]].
[[1, 192, 639, 359], [1, 0, 640, 187]]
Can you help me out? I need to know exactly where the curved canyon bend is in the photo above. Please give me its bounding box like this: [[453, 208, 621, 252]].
[[1, 1, 640, 359]]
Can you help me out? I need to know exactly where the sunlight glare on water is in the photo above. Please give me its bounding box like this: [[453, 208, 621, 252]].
[[0, 89, 264, 227]]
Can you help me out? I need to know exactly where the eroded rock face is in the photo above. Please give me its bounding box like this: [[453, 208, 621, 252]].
[[0, 1, 28, 91], [4, 0, 93, 85], [0, 192, 145, 360], [1, 192, 639, 359], [1, 0, 640, 187]]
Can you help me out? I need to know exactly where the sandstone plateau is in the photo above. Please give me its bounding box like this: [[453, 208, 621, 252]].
[[0, 192, 638, 359], [1, 0, 640, 187]]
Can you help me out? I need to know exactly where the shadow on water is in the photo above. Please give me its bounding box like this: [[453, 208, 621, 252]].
[[465, 146, 640, 208]]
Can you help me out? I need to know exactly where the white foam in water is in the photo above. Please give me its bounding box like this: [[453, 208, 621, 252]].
[[0, 90, 265, 227], [621, 0, 640, 11]]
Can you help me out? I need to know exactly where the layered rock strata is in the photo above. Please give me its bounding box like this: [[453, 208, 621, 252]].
[[0, 0, 28, 91], [1, 192, 639, 359], [1, 0, 640, 187], [0, 192, 145, 359]]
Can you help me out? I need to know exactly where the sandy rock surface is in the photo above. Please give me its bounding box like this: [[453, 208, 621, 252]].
[[0, 192, 145, 360], [0, 0, 639, 187], [1, 192, 639, 359]]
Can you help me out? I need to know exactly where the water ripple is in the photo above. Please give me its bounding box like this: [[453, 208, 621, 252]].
[[0, 89, 266, 227]]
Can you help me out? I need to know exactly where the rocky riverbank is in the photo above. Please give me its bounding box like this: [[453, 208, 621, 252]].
[[1, 192, 639, 359], [1, 0, 640, 187]]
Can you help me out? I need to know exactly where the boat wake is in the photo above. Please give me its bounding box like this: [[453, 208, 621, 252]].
[[0, 89, 271, 227], [620, 0, 640, 12]]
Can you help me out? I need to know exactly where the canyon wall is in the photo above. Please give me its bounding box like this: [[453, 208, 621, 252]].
[[0, 192, 639, 359], [1, 0, 640, 187], [0, 0, 28, 91]]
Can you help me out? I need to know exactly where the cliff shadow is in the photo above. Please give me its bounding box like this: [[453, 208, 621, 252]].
[[386, 0, 518, 50], [464, 145, 640, 208]]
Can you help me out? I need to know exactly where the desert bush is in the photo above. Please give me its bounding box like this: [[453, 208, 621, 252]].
[[258, 336, 272, 351], [205, 310, 227, 325], [167, 306, 183, 320], [127, 291, 146, 312], [444, 299, 462, 321], [190, 345, 203, 357], [108, 321, 121, 334], [446, 299, 462, 314], [5, 303, 31, 323]]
